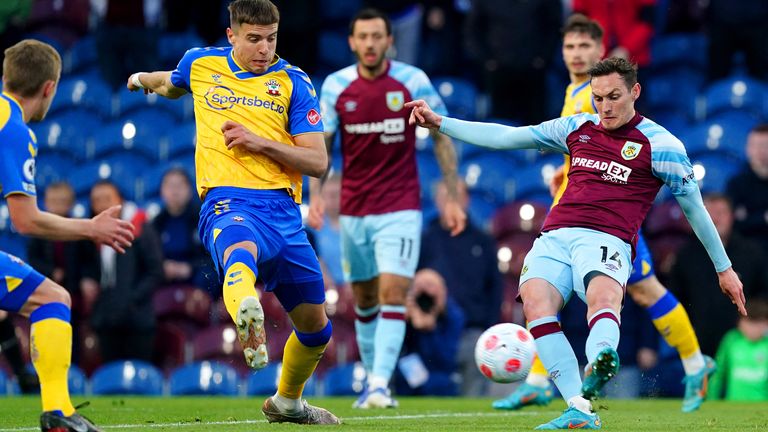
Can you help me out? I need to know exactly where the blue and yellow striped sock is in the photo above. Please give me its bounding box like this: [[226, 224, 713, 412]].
[[647, 290, 704, 375], [30, 302, 75, 416], [278, 321, 331, 400]]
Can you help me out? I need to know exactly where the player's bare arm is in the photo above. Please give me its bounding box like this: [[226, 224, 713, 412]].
[[127, 71, 187, 99], [221, 120, 327, 178], [718, 267, 747, 316], [405, 99, 443, 130], [306, 132, 335, 230], [431, 130, 466, 236], [7, 194, 134, 253]]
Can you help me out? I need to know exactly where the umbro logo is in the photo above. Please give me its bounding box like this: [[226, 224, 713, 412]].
[[578, 135, 591, 143]]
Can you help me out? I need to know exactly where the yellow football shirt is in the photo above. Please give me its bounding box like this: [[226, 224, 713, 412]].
[[552, 80, 596, 207], [171, 47, 323, 202]]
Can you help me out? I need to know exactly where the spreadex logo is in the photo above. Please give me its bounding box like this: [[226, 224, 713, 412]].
[[572, 156, 632, 184], [204, 85, 286, 113]]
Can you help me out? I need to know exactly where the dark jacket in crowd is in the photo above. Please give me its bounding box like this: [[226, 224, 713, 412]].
[[727, 167, 768, 254]]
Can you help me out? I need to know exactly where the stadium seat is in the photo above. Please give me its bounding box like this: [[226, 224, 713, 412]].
[[644, 71, 703, 113], [20, 364, 87, 396], [496, 232, 538, 278], [191, 324, 241, 364], [318, 31, 354, 72], [319, 0, 362, 22], [690, 153, 742, 194], [63, 35, 97, 74], [68, 161, 114, 198], [696, 76, 768, 121], [153, 322, 188, 374], [461, 153, 519, 204], [644, 200, 692, 237], [650, 33, 707, 72], [416, 151, 442, 196], [681, 113, 754, 160], [508, 159, 555, 202], [165, 122, 197, 161], [48, 76, 113, 119], [491, 200, 549, 239], [36, 152, 76, 189], [116, 87, 191, 121], [169, 361, 240, 396], [323, 362, 367, 396], [466, 190, 500, 230], [158, 33, 206, 69], [33, 110, 100, 161], [432, 77, 478, 120], [91, 360, 164, 396], [245, 363, 280, 396], [152, 285, 212, 329]]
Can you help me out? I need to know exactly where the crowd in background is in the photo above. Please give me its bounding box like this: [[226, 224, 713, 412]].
[[0, 0, 766, 400]]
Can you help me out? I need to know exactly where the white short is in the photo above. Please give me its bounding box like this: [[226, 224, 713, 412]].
[[519, 227, 632, 303], [339, 210, 422, 282]]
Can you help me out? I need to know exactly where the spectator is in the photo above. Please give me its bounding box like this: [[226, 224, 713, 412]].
[[668, 193, 768, 356], [465, 0, 562, 123], [395, 269, 465, 396], [708, 299, 768, 401], [572, 0, 655, 68], [92, 0, 161, 88], [151, 168, 212, 293], [705, 0, 768, 82], [0, 311, 37, 393], [727, 124, 768, 254], [419, 180, 502, 396], [80, 180, 163, 363]]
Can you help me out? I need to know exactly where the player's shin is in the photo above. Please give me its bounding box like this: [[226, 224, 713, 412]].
[[647, 291, 704, 374], [276, 322, 331, 408], [222, 248, 259, 322], [585, 309, 621, 363], [30, 302, 75, 416], [354, 305, 379, 373], [370, 304, 406, 388]]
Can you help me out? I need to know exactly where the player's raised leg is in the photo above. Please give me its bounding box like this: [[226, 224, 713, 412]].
[[7, 267, 100, 431]]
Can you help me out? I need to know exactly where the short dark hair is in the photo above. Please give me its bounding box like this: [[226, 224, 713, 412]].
[[45, 181, 74, 198], [91, 179, 123, 199], [349, 8, 392, 36], [745, 298, 768, 322], [162, 166, 192, 186], [751, 123, 768, 134], [3, 39, 61, 97], [228, 0, 279, 27], [562, 13, 603, 42], [589, 57, 638, 90]]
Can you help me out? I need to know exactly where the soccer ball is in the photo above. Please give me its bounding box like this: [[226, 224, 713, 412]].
[[474, 323, 536, 383]]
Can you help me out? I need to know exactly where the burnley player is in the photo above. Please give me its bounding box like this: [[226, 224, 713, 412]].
[[406, 57, 746, 430], [308, 9, 465, 409], [496, 14, 716, 415]]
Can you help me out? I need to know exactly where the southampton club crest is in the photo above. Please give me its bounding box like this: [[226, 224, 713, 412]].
[[265, 79, 281, 97], [621, 141, 643, 160], [386, 91, 404, 112]]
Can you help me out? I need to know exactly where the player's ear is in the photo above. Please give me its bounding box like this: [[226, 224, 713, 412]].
[[632, 83, 641, 101], [226, 27, 235, 45], [42, 80, 56, 99]]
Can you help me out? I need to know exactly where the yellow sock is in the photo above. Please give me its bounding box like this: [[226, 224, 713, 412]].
[[30, 304, 75, 416], [278, 331, 327, 399], [223, 261, 258, 323], [529, 354, 549, 377], [652, 303, 700, 358]]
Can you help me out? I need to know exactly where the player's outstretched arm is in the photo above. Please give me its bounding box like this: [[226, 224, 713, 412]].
[[127, 71, 187, 99], [431, 130, 466, 236], [405, 100, 541, 151], [7, 194, 134, 253], [221, 121, 327, 178]]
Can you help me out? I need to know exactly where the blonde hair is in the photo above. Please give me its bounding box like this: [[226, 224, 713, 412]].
[[3, 39, 61, 97]]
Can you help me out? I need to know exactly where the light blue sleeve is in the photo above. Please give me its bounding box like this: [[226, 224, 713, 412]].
[[287, 69, 324, 135], [439, 113, 596, 153], [0, 123, 37, 197], [319, 74, 342, 135], [392, 63, 449, 116], [648, 123, 731, 272]]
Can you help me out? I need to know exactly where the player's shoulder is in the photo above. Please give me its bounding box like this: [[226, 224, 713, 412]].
[[388, 60, 430, 85], [636, 117, 686, 153], [324, 64, 359, 88], [0, 95, 28, 138], [563, 112, 600, 130], [182, 46, 230, 63]]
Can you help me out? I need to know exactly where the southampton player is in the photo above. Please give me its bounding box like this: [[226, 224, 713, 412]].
[[495, 14, 717, 414], [406, 57, 746, 430], [1, 40, 135, 432], [127, 0, 338, 424], [307, 9, 465, 409]]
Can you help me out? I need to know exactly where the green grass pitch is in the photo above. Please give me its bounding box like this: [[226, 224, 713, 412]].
[[0, 397, 766, 431]]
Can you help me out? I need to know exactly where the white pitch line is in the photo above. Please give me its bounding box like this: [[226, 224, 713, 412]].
[[0, 410, 544, 431]]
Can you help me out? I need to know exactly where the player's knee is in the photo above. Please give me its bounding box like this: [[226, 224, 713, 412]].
[[352, 283, 379, 309], [295, 320, 332, 347], [628, 277, 666, 307], [38, 282, 71, 308], [519, 280, 561, 320]]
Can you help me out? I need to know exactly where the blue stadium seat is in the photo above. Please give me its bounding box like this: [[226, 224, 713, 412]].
[[696, 76, 768, 121], [323, 362, 367, 396], [319, 0, 361, 21], [432, 77, 478, 120], [467, 190, 500, 230], [245, 363, 280, 396], [681, 112, 755, 159], [36, 152, 76, 189], [644, 71, 703, 113], [158, 33, 206, 69], [509, 161, 555, 202], [648, 110, 690, 137], [33, 110, 100, 161], [690, 153, 742, 194], [0, 368, 8, 395], [68, 161, 116, 199], [96, 115, 170, 162], [166, 122, 197, 161], [63, 35, 97, 74], [169, 362, 240, 396], [461, 153, 519, 203], [317, 31, 354, 72], [116, 87, 191, 121], [650, 34, 707, 71], [91, 360, 163, 395], [48, 76, 112, 118], [21, 364, 87, 396]]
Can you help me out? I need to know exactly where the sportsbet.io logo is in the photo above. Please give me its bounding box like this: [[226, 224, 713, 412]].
[[204, 85, 286, 114]]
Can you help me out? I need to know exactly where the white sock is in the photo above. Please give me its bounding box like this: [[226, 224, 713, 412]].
[[682, 351, 706, 376], [568, 396, 593, 415], [272, 393, 302, 413], [368, 374, 388, 390], [525, 373, 551, 388]]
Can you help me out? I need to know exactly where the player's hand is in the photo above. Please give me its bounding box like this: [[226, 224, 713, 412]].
[[441, 199, 467, 236], [549, 164, 565, 198], [404, 99, 442, 130], [126, 74, 153, 95], [307, 197, 326, 230], [91, 205, 135, 253], [718, 267, 747, 316], [222, 120, 267, 153]]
